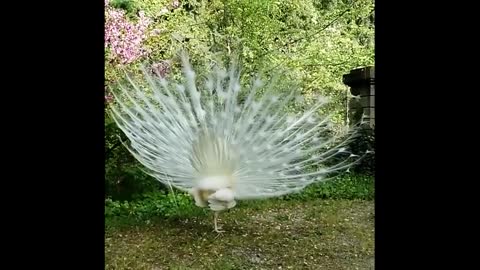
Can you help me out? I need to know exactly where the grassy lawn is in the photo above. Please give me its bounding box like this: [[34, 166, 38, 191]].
[[105, 198, 374, 269]]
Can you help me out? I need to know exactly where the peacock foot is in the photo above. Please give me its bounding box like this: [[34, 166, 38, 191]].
[[214, 227, 225, 233], [213, 211, 225, 233]]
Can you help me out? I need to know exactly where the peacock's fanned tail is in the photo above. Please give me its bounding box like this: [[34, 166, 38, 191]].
[[109, 53, 368, 199]]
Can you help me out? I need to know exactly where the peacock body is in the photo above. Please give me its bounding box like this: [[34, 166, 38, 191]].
[[109, 53, 364, 232]]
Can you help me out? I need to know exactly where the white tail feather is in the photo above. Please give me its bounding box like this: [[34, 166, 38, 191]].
[[109, 53, 366, 200]]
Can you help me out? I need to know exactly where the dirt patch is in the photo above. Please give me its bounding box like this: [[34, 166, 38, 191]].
[[105, 199, 374, 270]]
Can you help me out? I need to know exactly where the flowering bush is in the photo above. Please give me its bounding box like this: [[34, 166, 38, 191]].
[[105, 0, 152, 65]]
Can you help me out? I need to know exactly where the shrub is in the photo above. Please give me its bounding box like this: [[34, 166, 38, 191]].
[[280, 173, 374, 201], [105, 174, 374, 224], [105, 113, 166, 200], [110, 0, 138, 16], [105, 191, 203, 221]]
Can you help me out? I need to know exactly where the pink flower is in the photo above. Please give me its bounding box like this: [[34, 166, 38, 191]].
[[105, 0, 152, 64]]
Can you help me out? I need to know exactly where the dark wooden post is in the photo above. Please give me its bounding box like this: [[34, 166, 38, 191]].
[[343, 66, 375, 129]]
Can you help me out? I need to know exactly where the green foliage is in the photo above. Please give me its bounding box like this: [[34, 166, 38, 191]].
[[133, 0, 172, 16], [105, 191, 203, 221], [105, 159, 162, 201], [110, 0, 138, 16], [280, 174, 374, 201], [105, 174, 374, 226], [105, 113, 165, 200], [104, 0, 375, 200]]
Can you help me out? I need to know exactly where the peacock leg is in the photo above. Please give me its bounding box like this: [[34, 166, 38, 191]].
[[214, 211, 224, 233]]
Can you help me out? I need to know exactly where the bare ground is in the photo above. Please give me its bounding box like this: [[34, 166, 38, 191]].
[[105, 199, 374, 270]]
